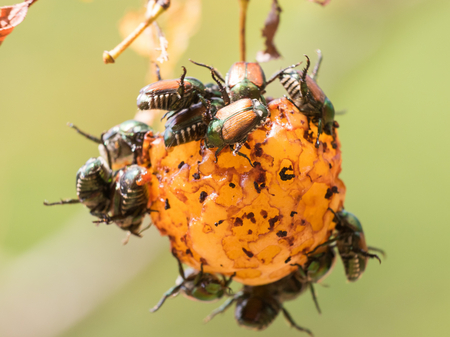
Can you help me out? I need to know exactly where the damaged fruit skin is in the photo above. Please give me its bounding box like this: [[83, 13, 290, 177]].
[[143, 98, 345, 286]]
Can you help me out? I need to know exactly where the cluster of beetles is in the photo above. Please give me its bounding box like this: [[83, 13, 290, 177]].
[[45, 51, 383, 335]]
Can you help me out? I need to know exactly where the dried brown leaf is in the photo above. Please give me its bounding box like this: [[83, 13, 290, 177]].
[[308, 0, 331, 6], [256, 0, 282, 63], [0, 0, 37, 46], [153, 22, 169, 63]]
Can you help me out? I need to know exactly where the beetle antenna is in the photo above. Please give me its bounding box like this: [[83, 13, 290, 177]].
[[43, 198, 80, 206], [153, 61, 162, 81], [68, 123, 102, 144]]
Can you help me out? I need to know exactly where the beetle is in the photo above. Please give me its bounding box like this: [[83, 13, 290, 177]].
[[333, 210, 383, 282], [95, 164, 152, 244], [205, 98, 269, 164], [164, 97, 225, 148], [69, 120, 153, 170], [44, 156, 113, 218], [290, 247, 336, 314], [276, 51, 336, 148], [205, 271, 313, 335], [309, 209, 384, 282], [190, 59, 300, 105], [137, 66, 213, 112], [225, 62, 268, 103], [151, 255, 235, 312]]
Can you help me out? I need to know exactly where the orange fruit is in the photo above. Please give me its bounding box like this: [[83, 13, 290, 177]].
[[142, 97, 345, 286]]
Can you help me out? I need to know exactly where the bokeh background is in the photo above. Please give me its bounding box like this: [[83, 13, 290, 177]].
[[1, 0, 449, 336]]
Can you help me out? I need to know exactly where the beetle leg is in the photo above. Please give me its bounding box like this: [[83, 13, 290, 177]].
[[284, 95, 302, 111], [100, 133, 113, 169], [211, 70, 230, 105], [122, 231, 131, 245], [309, 283, 322, 315], [300, 55, 311, 101], [281, 306, 314, 336], [204, 297, 237, 323], [189, 59, 225, 82], [307, 237, 339, 256], [236, 151, 255, 167], [162, 109, 180, 121], [290, 263, 307, 279], [356, 249, 382, 264], [177, 66, 187, 99], [233, 143, 255, 167], [92, 213, 113, 224], [172, 250, 187, 281], [225, 272, 236, 287], [311, 49, 323, 81], [68, 123, 102, 144], [315, 118, 323, 148], [214, 147, 224, 163], [199, 97, 213, 125], [222, 273, 236, 296], [266, 61, 303, 85], [150, 283, 184, 313], [197, 93, 209, 109], [132, 148, 138, 164], [43, 198, 80, 206], [192, 263, 205, 286], [368, 246, 386, 259], [136, 222, 152, 237]]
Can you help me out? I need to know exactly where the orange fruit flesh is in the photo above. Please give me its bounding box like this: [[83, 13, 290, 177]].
[[143, 98, 346, 286]]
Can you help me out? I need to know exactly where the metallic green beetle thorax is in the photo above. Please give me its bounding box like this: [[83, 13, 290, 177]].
[[229, 81, 262, 102], [205, 119, 226, 149]]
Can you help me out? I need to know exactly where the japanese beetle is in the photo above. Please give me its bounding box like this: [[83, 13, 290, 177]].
[[333, 210, 382, 282], [97, 164, 152, 244], [310, 209, 383, 282], [225, 62, 267, 103], [137, 66, 210, 112], [164, 97, 225, 148], [291, 247, 336, 313], [205, 98, 269, 160], [277, 51, 336, 147], [190, 59, 300, 106], [44, 156, 113, 218], [205, 273, 313, 335], [151, 255, 234, 312], [69, 120, 153, 169]]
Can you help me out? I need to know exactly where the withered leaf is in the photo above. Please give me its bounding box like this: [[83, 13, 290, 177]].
[[256, 0, 282, 63], [308, 0, 331, 6], [0, 0, 37, 46]]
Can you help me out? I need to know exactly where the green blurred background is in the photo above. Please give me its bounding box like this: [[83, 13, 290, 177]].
[[0, 0, 449, 336]]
